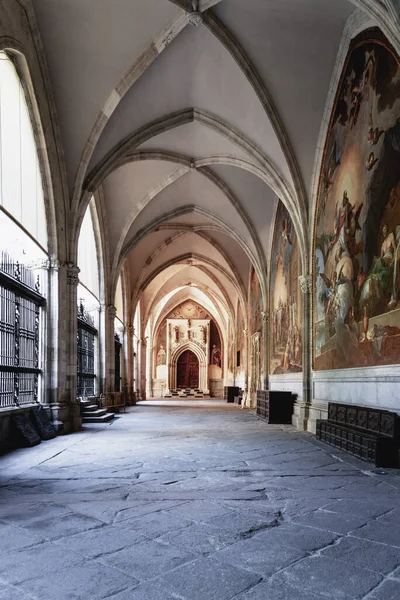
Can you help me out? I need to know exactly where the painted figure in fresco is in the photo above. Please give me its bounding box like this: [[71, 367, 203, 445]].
[[157, 345, 166, 366], [211, 344, 221, 367], [359, 224, 397, 316]]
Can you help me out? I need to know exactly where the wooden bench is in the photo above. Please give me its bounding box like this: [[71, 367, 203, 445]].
[[316, 403, 400, 468], [100, 392, 126, 413]]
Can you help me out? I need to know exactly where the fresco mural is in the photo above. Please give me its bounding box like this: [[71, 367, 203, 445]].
[[270, 201, 302, 374], [314, 30, 400, 370]]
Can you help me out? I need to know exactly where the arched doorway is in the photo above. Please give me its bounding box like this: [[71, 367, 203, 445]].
[[177, 350, 199, 389]]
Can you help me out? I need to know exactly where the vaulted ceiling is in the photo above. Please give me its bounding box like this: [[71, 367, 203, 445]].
[[28, 0, 398, 323]]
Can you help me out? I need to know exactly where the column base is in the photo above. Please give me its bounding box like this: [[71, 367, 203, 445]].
[[50, 403, 82, 434], [292, 400, 309, 431]]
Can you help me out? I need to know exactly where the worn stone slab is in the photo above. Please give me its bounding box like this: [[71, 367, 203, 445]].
[[159, 557, 261, 600], [281, 555, 382, 599], [108, 583, 178, 600], [17, 561, 138, 600], [162, 500, 232, 522], [204, 509, 280, 535], [214, 533, 306, 577], [351, 521, 400, 548], [293, 508, 369, 534], [0, 541, 81, 583], [98, 539, 194, 581], [0, 584, 35, 600], [20, 512, 104, 540], [320, 536, 400, 574], [54, 524, 149, 558], [249, 522, 339, 552], [0, 523, 43, 552], [235, 578, 323, 599], [367, 578, 400, 599], [114, 510, 192, 539], [322, 498, 396, 519], [160, 522, 241, 555]]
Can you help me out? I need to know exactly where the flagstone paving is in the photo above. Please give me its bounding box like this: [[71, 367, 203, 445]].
[[1, 399, 400, 599]]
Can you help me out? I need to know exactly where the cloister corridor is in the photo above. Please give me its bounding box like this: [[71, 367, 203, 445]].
[[1, 402, 400, 600]]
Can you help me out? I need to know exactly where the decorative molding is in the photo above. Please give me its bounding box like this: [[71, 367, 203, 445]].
[[188, 12, 203, 26]]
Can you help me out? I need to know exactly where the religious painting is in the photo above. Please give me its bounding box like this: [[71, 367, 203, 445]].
[[250, 266, 262, 334], [270, 201, 302, 374], [236, 301, 244, 363], [314, 30, 400, 370]]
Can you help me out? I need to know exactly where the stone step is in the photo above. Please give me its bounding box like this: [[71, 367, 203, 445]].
[[82, 408, 108, 418], [82, 412, 115, 423], [81, 404, 99, 412]]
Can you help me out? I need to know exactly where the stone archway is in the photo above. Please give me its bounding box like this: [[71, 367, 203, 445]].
[[177, 350, 199, 389]]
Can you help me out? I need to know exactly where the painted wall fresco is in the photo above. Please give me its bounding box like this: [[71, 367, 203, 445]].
[[270, 201, 302, 374], [314, 30, 400, 370], [250, 266, 262, 334]]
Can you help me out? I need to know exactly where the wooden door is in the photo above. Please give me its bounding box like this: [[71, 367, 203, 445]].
[[177, 350, 199, 389]]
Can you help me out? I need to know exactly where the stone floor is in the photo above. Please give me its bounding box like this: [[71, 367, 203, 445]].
[[1, 400, 400, 600]]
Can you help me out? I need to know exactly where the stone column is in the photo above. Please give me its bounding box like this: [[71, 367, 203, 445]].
[[140, 337, 147, 400], [127, 325, 134, 397], [146, 340, 153, 398], [166, 322, 171, 393], [298, 274, 312, 430], [50, 262, 81, 433], [105, 305, 117, 392], [261, 311, 269, 390]]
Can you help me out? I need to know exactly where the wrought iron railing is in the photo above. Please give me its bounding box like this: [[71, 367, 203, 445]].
[[0, 251, 45, 408]]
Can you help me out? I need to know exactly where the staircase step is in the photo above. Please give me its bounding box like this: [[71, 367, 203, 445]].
[[81, 404, 99, 412], [82, 408, 108, 417], [82, 412, 115, 423]]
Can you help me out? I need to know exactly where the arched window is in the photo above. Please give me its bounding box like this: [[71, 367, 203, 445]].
[[77, 199, 101, 398], [0, 52, 48, 409]]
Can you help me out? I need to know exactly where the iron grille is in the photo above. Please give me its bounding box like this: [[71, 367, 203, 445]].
[[0, 251, 44, 408], [77, 303, 97, 398]]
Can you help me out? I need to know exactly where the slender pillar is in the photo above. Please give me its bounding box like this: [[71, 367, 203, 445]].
[[50, 262, 81, 433], [127, 325, 134, 399], [261, 311, 269, 390], [140, 337, 147, 399], [298, 274, 312, 430], [105, 305, 117, 392]]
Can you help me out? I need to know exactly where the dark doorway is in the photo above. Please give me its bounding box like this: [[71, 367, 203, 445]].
[[177, 350, 199, 389]]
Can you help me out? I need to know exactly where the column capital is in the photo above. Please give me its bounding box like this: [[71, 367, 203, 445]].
[[106, 305, 117, 320], [127, 325, 134, 336], [299, 274, 312, 295], [66, 264, 80, 286]]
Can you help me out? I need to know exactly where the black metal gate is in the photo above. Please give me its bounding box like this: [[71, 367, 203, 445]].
[[114, 334, 122, 392], [0, 251, 45, 408], [77, 302, 97, 398]]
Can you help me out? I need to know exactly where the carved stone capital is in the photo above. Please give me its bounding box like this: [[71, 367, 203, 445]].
[[299, 275, 312, 295], [66, 265, 80, 286], [106, 305, 117, 320], [127, 325, 134, 336]]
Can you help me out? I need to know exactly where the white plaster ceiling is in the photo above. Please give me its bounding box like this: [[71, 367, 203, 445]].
[[213, 0, 354, 194], [28, 0, 375, 319], [31, 0, 180, 185]]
